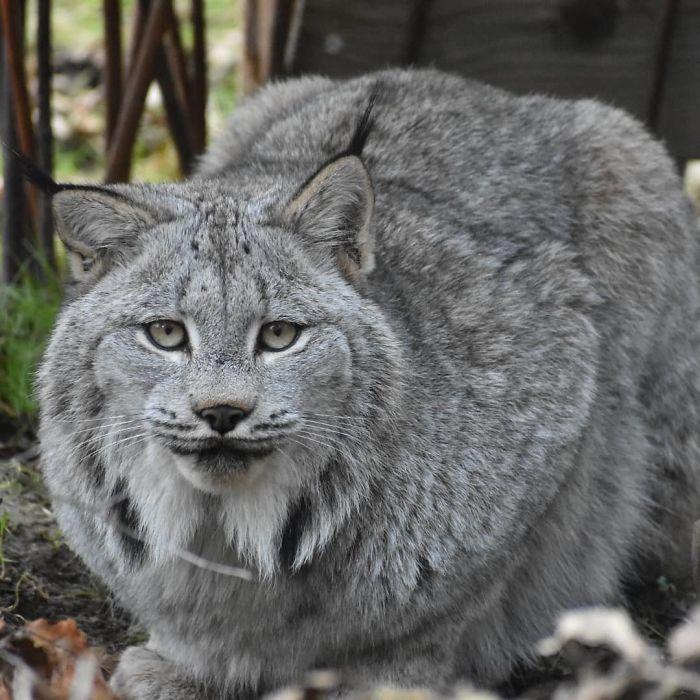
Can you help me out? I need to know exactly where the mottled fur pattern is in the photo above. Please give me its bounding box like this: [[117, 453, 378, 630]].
[[38, 69, 700, 698]]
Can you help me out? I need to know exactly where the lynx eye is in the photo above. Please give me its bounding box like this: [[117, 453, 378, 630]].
[[259, 321, 299, 351], [145, 320, 187, 350]]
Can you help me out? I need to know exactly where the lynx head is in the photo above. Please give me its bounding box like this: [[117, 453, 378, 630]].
[[42, 145, 388, 472], [37, 93, 404, 576]]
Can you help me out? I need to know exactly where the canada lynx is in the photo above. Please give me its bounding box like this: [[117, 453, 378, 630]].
[[38, 69, 700, 698]]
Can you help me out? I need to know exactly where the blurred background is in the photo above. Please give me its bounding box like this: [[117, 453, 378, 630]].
[[1, 0, 699, 430]]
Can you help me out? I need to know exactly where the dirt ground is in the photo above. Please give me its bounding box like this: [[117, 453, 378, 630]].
[[0, 417, 135, 663], [0, 413, 697, 696]]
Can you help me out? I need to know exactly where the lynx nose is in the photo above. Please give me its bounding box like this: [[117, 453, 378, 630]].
[[197, 405, 249, 435]]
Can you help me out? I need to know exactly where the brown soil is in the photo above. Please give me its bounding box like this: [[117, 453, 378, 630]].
[[0, 419, 136, 659]]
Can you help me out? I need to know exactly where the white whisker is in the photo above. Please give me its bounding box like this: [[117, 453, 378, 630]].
[[307, 413, 368, 422], [68, 418, 144, 438], [64, 425, 147, 464], [294, 431, 342, 452], [275, 446, 295, 463], [65, 414, 137, 424], [301, 417, 362, 432], [300, 421, 361, 443], [285, 436, 317, 453], [80, 431, 151, 464]]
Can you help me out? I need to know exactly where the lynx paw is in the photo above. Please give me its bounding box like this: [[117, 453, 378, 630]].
[[110, 645, 208, 700]]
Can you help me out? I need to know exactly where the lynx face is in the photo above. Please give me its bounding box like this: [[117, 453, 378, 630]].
[[47, 186, 373, 494]]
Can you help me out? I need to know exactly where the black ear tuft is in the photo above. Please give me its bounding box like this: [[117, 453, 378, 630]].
[[345, 82, 380, 159], [8, 145, 62, 196], [5, 142, 128, 200]]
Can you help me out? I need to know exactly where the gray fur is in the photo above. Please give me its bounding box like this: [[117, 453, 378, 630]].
[[38, 69, 700, 697]]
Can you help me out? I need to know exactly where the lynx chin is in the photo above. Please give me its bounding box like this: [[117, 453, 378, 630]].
[[38, 68, 700, 698]]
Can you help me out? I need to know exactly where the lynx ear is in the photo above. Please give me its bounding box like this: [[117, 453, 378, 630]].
[[285, 155, 375, 276], [53, 188, 163, 283]]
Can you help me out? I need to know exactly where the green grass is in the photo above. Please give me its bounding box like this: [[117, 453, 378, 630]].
[[0, 265, 62, 420]]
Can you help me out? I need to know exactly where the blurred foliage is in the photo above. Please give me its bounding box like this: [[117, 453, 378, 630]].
[[0, 261, 62, 420], [0, 0, 240, 422]]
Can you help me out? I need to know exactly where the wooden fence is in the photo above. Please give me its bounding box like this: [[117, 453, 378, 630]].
[[245, 0, 698, 163]]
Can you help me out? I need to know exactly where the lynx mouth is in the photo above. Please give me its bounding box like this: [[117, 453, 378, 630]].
[[168, 437, 276, 457], [167, 437, 277, 477]]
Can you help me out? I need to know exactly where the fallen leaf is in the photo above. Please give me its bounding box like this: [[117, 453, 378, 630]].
[[0, 617, 120, 700]]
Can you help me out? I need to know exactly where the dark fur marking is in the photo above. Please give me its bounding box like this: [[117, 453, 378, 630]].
[[85, 392, 104, 418], [110, 479, 147, 566], [292, 83, 380, 198], [345, 84, 380, 159], [254, 271, 269, 301], [243, 242, 251, 255], [150, 417, 195, 431], [416, 554, 435, 588], [279, 496, 312, 573], [284, 597, 320, 625], [318, 460, 339, 514], [80, 445, 106, 490], [55, 392, 71, 416], [498, 246, 530, 271]]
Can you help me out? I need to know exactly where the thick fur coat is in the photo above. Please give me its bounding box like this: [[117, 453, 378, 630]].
[[38, 69, 700, 698]]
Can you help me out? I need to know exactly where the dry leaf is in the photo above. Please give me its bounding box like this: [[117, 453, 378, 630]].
[[0, 617, 120, 700]]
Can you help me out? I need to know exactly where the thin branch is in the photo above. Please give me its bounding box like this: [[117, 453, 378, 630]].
[[190, 0, 206, 154], [163, 2, 192, 129], [156, 46, 194, 175], [105, 0, 170, 182], [103, 0, 123, 148], [36, 0, 55, 270], [1, 6, 31, 283], [0, 0, 34, 158], [0, 0, 39, 232]]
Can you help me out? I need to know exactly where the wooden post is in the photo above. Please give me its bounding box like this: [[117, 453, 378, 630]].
[[163, 2, 192, 129], [403, 0, 430, 65], [156, 46, 194, 174], [242, 0, 304, 93], [103, 0, 123, 148], [105, 0, 170, 182], [0, 0, 34, 159], [37, 0, 55, 271], [0, 0, 39, 233], [191, 0, 207, 153], [648, 0, 677, 130], [1, 12, 29, 283]]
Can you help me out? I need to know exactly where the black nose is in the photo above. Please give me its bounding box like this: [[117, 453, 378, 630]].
[[197, 405, 248, 435]]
